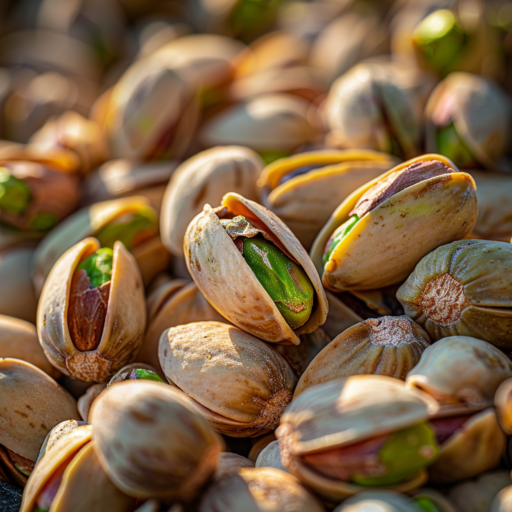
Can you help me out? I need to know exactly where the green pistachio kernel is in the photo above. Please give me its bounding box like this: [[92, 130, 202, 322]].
[[29, 212, 59, 232], [242, 237, 314, 330], [323, 215, 360, 266], [436, 124, 476, 168], [228, 0, 282, 39], [414, 497, 442, 512], [259, 149, 292, 166], [132, 369, 165, 383], [0, 169, 31, 214], [35, 508, 48, 512], [95, 206, 158, 251], [77, 248, 113, 288], [353, 421, 439, 487]]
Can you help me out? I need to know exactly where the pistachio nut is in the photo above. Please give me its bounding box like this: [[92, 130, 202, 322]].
[[161, 146, 263, 257], [397, 240, 512, 348], [491, 486, 512, 512], [32, 196, 166, 293], [138, 279, 224, 372], [311, 155, 477, 291], [37, 237, 146, 382], [76, 383, 105, 422], [276, 376, 439, 502], [20, 424, 135, 512], [198, 94, 318, 165], [159, 321, 297, 437], [425, 73, 511, 170], [255, 441, 288, 474], [185, 192, 328, 344], [90, 380, 223, 501], [294, 316, 430, 397], [215, 453, 255, 480], [248, 433, 276, 462], [411, 489, 458, 512], [257, 149, 399, 250], [199, 467, 325, 512], [0, 359, 79, 487], [333, 490, 433, 512], [495, 378, 512, 434]]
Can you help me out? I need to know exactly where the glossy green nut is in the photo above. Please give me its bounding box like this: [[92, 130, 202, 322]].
[[323, 215, 359, 266], [243, 238, 314, 330], [436, 124, 475, 169], [131, 368, 164, 383], [354, 422, 439, 487], [77, 248, 113, 288], [0, 170, 31, 214], [414, 497, 442, 512]]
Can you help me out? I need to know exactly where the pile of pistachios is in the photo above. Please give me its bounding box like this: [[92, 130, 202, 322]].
[[0, 0, 512, 511]]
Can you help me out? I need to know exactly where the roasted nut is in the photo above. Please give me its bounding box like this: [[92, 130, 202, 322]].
[[159, 321, 297, 437]]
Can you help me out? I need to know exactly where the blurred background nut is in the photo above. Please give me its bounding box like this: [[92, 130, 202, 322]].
[[255, 440, 288, 474], [491, 485, 512, 512], [90, 380, 223, 501], [215, 453, 254, 480], [495, 378, 512, 434], [333, 490, 436, 512], [158, 321, 297, 437]]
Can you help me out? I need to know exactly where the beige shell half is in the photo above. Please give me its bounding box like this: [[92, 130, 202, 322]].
[[90, 380, 223, 501], [161, 146, 263, 257], [495, 378, 512, 435], [333, 490, 431, 512], [311, 154, 477, 291], [406, 337, 512, 416], [429, 408, 506, 484], [258, 149, 399, 250], [37, 238, 147, 382], [158, 322, 297, 437], [491, 485, 512, 512], [0, 359, 79, 463], [185, 192, 328, 344]]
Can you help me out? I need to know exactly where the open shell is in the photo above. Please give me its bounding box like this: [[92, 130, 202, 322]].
[[37, 238, 146, 382], [311, 154, 477, 291], [185, 192, 328, 345]]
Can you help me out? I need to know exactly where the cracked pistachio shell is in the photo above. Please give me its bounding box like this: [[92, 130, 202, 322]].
[[37, 238, 146, 383], [32, 196, 163, 294], [36, 420, 89, 463], [21, 425, 134, 512], [161, 146, 263, 257], [276, 376, 438, 502], [185, 192, 328, 345], [311, 155, 477, 291], [158, 322, 297, 437], [199, 467, 325, 512], [333, 491, 427, 512], [494, 378, 512, 434], [0, 359, 79, 466], [294, 316, 430, 397], [258, 149, 399, 250], [397, 240, 512, 348], [90, 380, 223, 501], [429, 408, 506, 484], [406, 336, 512, 415], [139, 280, 224, 372], [425, 73, 511, 170], [491, 486, 512, 512]]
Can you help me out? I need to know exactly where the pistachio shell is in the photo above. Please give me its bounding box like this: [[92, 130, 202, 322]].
[[397, 240, 512, 348], [90, 380, 223, 501], [248, 433, 276, 462], [255, 441, 288, 474], [494, 378, 512, 434], [76, 383, 105, 422], [333, 490, 425, 512], [215, 453, 254, 480], [38, 238, 146, 382], [323, 291, 363, 339], [185, 192, 328, 344], [295, 316, 430, 397], [161, 146, 263, 257], [406, 336, 512, 415], [158, 321, 297, 437], [258, 149, 398, 249], [311, 155, 477, 291], [36, 420, 89, 462], [491, 486, 512, 512]]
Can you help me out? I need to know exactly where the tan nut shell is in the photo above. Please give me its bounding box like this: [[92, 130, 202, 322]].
[[494, 378, 512, 434], [311, 154, 477, 291], [161, 146, 263, 257], [199, 467, 325, 512], [158, 322, 297, 437], [333, 490, 428, 512], [185, 192, 328, 345], [255, 441, 288, 474], [429, 408, 506, 484], [258, 149, 399, 250], [491, 485, 512, 512], [90, 380, 223, 501], [37, 238, 146, 382], [0, 359, 79, 463], [294, 316, 430, 397], [406, 336, 512, 416], [215, 453, 255, 480]]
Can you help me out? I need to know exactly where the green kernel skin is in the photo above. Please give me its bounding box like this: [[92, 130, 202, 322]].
[[132, 369, 164, 383], [414, 497, 442, 512], [323, 215, 360, 266], [242, 237, 314, 330], [353, 422, 439, 487], [0, 170, 31, 214], [77, 248, 113, 288], [436, 124, 476, 169]]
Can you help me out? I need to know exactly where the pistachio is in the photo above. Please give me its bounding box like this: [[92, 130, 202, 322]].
[[255, 441, 288, 474], [215, 453, 254, 480], [491, 486, 512, 512], [333, 490, 435, 512], [495, 378, 512, 434], [107, 363, 164, 386]]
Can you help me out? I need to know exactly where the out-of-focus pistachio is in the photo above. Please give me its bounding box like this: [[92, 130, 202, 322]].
[[161, 146, 263, 257], [312, 155, 477, 291], [333, 490, 431, 512], [248, 433, 276, 462], [411, 488, 458, 512], [185, 192, 328, 344], [323, 291, 363, 340], [38, 238, 146, 383], [215, 453, 255, 480], [277, 376, 439, 502], [425, 73, 511, 170], [0, 359, 79, 487], [199, 467, 325, 512], [159, 322, 297, 437], [491, 485, 512, 512], [294, 316, 430, 397], [90, 380, 223, 500], [255, 441, 288, 474], [495, 378, 512, 434], [397, 240, 512, 348], [258, 149, 399, 250]]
